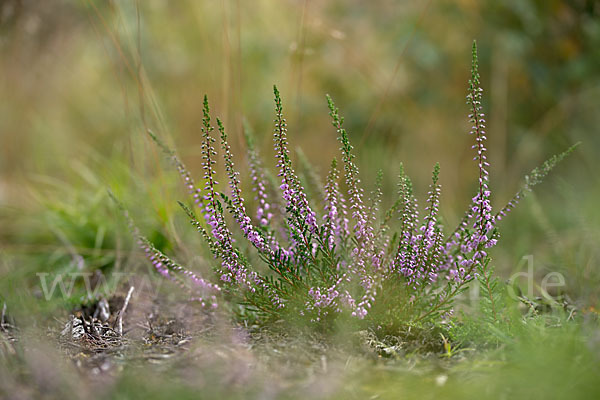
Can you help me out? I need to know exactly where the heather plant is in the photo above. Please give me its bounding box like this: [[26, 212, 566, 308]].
[[113, 42, 576, 331]]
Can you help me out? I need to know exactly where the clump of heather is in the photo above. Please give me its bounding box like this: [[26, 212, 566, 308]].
[[115, 42, 577, 329]]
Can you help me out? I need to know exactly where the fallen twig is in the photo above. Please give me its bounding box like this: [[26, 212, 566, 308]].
[[117, 286, 135, 336], [1, 302, 6, 330]]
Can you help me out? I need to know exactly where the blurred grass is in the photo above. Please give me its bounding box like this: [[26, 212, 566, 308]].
[[1, 0, 600, 398], [1, 310, 598, 400]]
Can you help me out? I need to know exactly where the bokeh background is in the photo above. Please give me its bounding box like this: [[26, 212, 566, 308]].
[[1, 0, 599, 313]]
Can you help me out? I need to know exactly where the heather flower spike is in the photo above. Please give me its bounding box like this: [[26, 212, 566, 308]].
[[244, 125, 276, 228], [323, 158, 349, 250], [116, 42, 576, 327], [218, 118, 268, 252], [273, 85, 318, 238], [467, 41, 493, 237]]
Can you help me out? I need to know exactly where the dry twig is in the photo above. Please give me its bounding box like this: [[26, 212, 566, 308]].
[[1, 302, 6, 330], [117, 286, 135, 336]]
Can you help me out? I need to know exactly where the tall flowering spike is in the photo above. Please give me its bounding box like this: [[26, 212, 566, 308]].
[[326, 94, 369, 242], [198, 97, 258, 289], [201, 97, 233, 246], [244, 127, 275, 227], [443, 43, 496, 284], [398, 164, 419, 239], [201, 95, 218, 204], [424, 163, 441, 226], [218, 118, 270, 252], [273, 85, 318, 235], [327, 94, 377, 319], [217, 118, 243, 209], [418, 163, 444, 283], [393, 164, 420, 279], [467, 41, 492, 236], [323, 158, 349, 249], [368, 169, 386, 269]]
